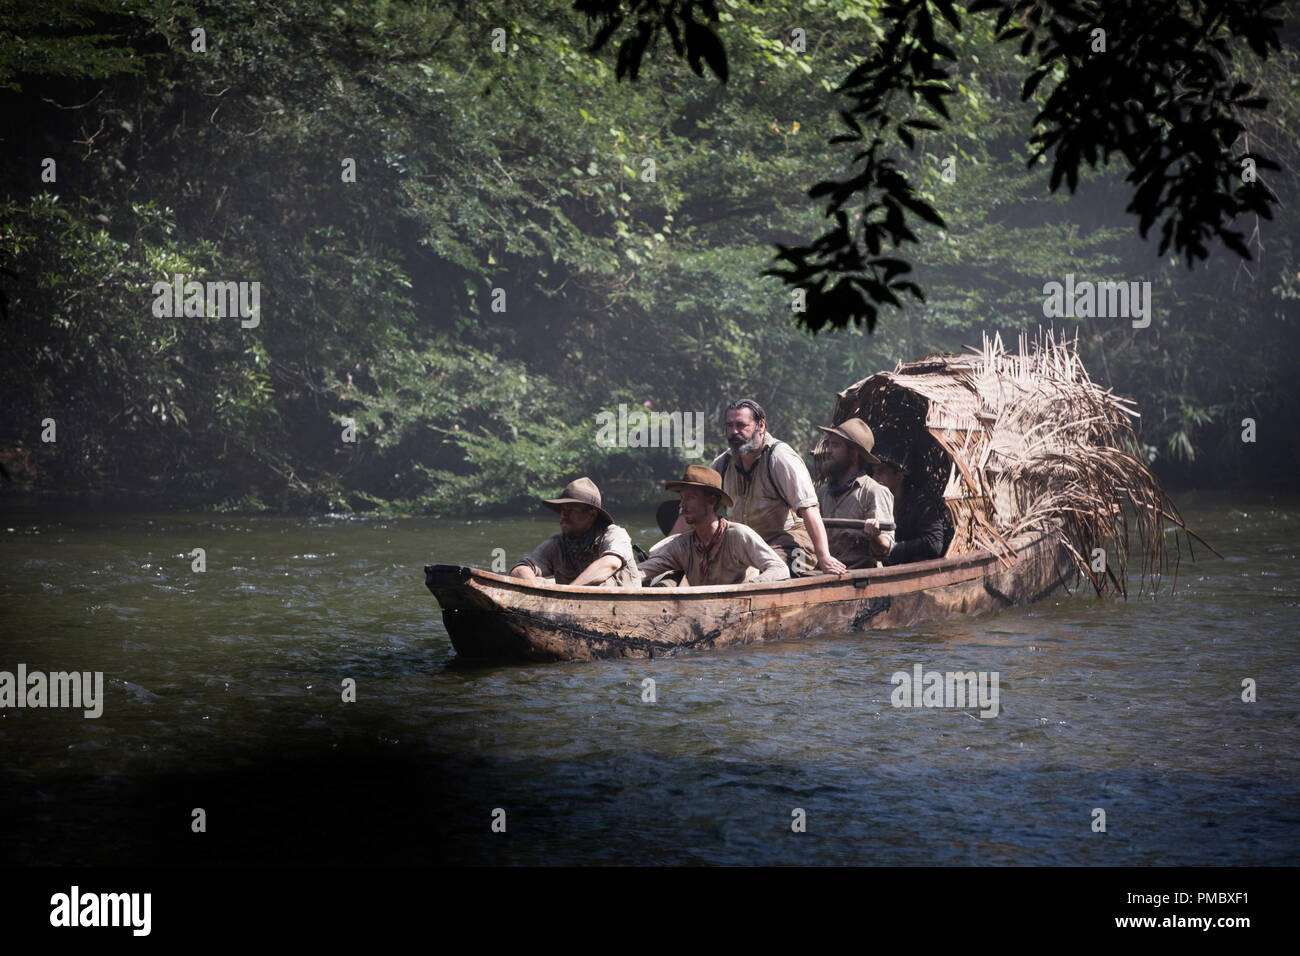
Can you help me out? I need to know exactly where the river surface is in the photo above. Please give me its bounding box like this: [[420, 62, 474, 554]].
[[1, 491, 1297, 866]]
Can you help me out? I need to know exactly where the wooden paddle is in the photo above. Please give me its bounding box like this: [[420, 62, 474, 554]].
[[823, 518, 895, 530], [656, 505, 890, 534]]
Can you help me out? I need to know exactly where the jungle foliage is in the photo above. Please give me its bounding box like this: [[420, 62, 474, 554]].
[[1, 0, 1296, 513]]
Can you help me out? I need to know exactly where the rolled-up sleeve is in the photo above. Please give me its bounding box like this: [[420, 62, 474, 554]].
[[514, 536, 558, 576], [596, 524, 636, 572], [636, 533, 685, 581], [770, 443, 819, 511], [868, 485, 896, 552]]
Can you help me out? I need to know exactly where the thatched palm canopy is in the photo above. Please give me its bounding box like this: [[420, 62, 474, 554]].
[[819, 332, 1210, 595]]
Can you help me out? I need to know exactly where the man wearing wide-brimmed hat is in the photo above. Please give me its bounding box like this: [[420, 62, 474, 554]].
[[637, 465, 789, 587], [871, 444, 952, 565], [510, 477, 641, 587], [815, 417, 895, 569]]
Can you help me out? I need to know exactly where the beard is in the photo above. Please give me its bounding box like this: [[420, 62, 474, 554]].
[[827, 456, 860, 482], [729, 432, 762, 455]]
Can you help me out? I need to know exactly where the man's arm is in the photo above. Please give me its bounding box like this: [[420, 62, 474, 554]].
[[637, 535, 684, 583], [798, 503, 847, 574], [510, 562, 538, 582], [569, 553, 623, 586], [567, 525, 638, 586], [510, 537, 556, 581], [886, 494, 948, 564], [862, 485, 896, 558], [746, 529, 792, 582], [771, 444, 845, 574]]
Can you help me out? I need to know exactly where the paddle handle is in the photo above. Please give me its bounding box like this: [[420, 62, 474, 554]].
[[823, 518, 895, 530]]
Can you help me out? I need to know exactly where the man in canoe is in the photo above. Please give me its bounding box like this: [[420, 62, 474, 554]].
[[871, 445, 954, 565], [638, 465, 790, 587], [815, 418, 895, 568], [509, 477, 641, 587], [697, 399, 847, 576]]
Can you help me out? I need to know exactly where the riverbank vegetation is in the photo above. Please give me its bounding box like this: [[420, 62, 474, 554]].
[[2, 0, 1296, 513]]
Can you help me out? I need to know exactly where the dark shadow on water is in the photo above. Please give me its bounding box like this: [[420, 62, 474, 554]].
[[3, 734, 1298, 867], [440, 655, 523, 675]]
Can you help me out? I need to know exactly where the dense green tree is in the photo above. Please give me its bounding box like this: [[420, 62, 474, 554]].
[[0, 0, 1295, 512], [579, 0, 1287, 332]]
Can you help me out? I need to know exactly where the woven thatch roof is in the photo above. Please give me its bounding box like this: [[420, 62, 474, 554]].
[[819, 331, 1208, 595]]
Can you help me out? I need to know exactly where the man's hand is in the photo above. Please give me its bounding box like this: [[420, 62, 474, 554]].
[[798, 503, 845, 575], [816, 551, 847, 575], [510, 563, 537, 582], [863, 518, 894, 558]]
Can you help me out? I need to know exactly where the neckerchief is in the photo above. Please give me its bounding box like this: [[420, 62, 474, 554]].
[[560, 527, 600, 566], [694, 518, 727, 583], [827, 469, 867, 500], [732, 444, 764, 491]]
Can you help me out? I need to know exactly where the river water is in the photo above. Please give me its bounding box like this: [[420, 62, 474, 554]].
[[1, 491, 1296, 866]]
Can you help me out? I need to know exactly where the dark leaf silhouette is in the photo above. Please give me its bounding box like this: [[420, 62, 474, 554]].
[[577, 0, 1281, 334]]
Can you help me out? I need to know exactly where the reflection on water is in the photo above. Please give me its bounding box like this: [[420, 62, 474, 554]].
[[0, 492, 1297, 865]]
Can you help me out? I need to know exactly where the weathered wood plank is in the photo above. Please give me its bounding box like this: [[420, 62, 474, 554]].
[[425, 530, 1074, 662]]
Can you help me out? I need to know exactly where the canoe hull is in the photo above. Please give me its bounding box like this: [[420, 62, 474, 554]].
[[425, 530, 1075, 662]]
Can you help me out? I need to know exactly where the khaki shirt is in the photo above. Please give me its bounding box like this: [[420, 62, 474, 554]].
[[514, 524, 641, 587], [816, 473, 895, 569], [637, 521, 790, 587], [710, 433, 817, 552]]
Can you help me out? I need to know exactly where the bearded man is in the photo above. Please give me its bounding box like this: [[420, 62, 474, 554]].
[[815, 418, 895, 569], [510, 477, 641, 587], [693, 399, 847, 576]]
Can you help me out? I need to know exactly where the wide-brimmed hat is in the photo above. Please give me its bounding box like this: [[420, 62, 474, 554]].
[[817, 417, 881, 465], [663, 464, 734, 509], [543, 476, 614, 525], [872, 444, 908, 473]]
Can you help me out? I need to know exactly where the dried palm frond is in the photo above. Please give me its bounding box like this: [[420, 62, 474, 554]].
[[829, 329, 1212, 596], [970, 330, 1213, 595]]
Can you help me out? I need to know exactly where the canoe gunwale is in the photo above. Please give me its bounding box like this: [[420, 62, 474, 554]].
[[424, 529, 1073, 661], [424, 533, 1032, 605]]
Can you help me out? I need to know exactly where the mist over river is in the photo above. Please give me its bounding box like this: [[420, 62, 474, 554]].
[[1, 491, 1297, 866]]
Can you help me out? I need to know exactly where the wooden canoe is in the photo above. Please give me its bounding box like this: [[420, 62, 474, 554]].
[[424, 528, 1076, 662]]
